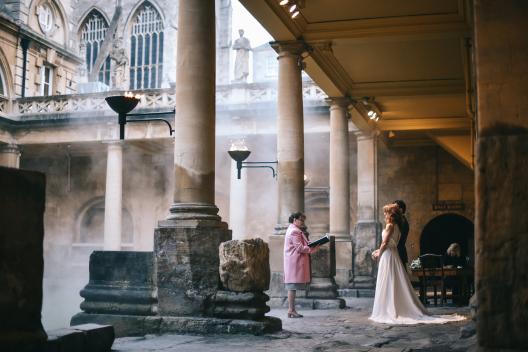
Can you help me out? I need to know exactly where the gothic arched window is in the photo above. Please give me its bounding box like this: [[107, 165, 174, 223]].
[[129, 2, 164, 90], [80, 10, 111, 85], [0, 69, 5, 97]]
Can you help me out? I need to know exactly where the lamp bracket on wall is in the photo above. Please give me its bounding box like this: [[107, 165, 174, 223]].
[[228, 149, 277, 179]]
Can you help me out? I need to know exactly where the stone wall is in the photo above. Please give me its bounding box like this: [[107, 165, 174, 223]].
[[377, 142, 474, 263], [0, 166, 47, 349]]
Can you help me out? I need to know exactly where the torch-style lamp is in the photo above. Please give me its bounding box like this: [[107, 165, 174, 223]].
[[105, 92, 175, 140], [105, 94, 140, 140], [228, 149, 251, 179], [228, 141, 277, 180]]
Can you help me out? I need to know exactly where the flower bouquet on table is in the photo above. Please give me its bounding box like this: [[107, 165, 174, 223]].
[[410, 258, 421, 270]]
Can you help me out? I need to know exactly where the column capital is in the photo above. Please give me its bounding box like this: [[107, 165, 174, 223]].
[[326, 97, 349, 110], [0, 143, 21, 155], [354, 130, 377, 140], [270, 40, 307, 58]]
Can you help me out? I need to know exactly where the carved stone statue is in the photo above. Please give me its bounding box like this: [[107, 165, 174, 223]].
[[232, 29, 251, 82], [109, 37, 129, 90]]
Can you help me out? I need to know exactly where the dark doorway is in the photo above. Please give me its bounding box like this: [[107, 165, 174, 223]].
[[420, 214, 474, 261]]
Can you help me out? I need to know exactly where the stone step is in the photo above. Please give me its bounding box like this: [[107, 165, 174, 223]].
[[46, 324, 114, 352], [338, 288, 375, 298]]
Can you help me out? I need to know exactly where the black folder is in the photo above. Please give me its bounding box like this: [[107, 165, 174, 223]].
[[308, 234, 330, 247]]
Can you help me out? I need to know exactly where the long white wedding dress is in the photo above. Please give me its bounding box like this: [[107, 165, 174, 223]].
[[369, 224, 466, 325]]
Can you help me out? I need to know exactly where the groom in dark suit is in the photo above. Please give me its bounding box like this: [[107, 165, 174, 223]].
[[394, 200, 409, 266]]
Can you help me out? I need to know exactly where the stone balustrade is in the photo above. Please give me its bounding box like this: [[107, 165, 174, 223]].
[[0, 81, 326, 120]]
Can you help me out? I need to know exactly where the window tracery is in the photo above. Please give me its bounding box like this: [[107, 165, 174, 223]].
[[80, 11, 111, 85], [129, 3, 164, 90]]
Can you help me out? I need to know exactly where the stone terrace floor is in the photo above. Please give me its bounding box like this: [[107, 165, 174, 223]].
[[111, 298, 477, 352]]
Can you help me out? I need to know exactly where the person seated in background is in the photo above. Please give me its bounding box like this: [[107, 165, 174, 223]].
[[444, 243, 466, 268]]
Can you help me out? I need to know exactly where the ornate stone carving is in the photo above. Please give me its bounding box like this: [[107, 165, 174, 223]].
[[219, 238, 270, 292]]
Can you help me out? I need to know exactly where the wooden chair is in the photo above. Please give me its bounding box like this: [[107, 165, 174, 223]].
[[419, 254, 446, 306]]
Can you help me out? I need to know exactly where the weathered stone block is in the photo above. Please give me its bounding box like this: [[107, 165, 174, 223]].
[[45, 328, 85, 352], [78, 251, 157, 316], [0, 167, 47, 348], [70, 313, 160, 338], [219, 238, 270, 292], [69, 324, 114, 352], [154, 219, 231, 316]]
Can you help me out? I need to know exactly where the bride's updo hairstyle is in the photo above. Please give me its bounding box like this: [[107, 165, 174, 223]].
[[383, 203, 402, 227]]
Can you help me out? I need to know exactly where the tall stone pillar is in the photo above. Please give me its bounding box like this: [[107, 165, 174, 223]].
[[103, 141, 123, 251], [229, 159, 247, 240], [268, 41, 305, 301], [154, 0, 230, 316], [352, 132, 380, 294], [328, 98, 352, 287], [0, 143, 21, 168], [474, 1, 528, 350]]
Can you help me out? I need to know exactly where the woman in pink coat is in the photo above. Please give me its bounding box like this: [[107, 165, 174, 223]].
[[283, 212, 320, 318]]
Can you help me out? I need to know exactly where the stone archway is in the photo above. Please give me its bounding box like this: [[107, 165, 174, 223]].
[[419, 213, 474, 262]]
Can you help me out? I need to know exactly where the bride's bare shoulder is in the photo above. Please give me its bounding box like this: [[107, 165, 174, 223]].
[[385, 223, 394, 232]]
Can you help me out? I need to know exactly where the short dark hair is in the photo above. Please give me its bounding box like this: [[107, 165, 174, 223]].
[[394, 200, 406, 213], [288, 211, 305, 223]]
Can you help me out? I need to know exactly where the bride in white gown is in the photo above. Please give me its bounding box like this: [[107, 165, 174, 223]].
[[369, 204, 466, 325]]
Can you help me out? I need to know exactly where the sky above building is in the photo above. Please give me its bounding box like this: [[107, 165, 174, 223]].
[[232, 0, 273, 48]]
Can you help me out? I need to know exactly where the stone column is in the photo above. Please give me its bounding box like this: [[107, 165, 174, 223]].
[[103, 141, 123, 251], [229, 159, 248, 240], [154, 0, 230, 316], [474, 1, 528, 350], [328, 98, 352, 287], [0, 143, 21, 168], [352, 132, 380, 294], [267, 41, 306, 302], [274, 41, 305, 231]]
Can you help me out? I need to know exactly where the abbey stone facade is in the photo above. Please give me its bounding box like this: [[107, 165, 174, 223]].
[[1, 0, 474, 334]]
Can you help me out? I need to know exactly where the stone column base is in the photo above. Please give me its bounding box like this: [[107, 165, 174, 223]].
[[78, 251, 158, 316], [71, 313, 282, 337], [212, 291, 270, 320], [268, 235, 287, 299], [268, 297, 345, 310]]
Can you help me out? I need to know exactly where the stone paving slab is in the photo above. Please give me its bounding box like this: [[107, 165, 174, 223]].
[[111, 298, 476, 352]]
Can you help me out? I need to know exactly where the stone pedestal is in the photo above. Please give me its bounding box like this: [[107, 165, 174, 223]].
[[0, 167, 47, 350], [352, 221, 381, 293], [335, 239, 353, 288], [154, 217, 231, 316], [306, 237, 345, 308], [73, 251, 157, 316], [213, 239, 280, 330], [213, 291, 270, 320]]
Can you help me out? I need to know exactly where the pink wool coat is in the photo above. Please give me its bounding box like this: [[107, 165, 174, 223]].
[[283, 223, 314, 283]]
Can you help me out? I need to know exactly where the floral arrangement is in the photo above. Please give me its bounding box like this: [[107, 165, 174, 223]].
[[410, 258, 421, 270]]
